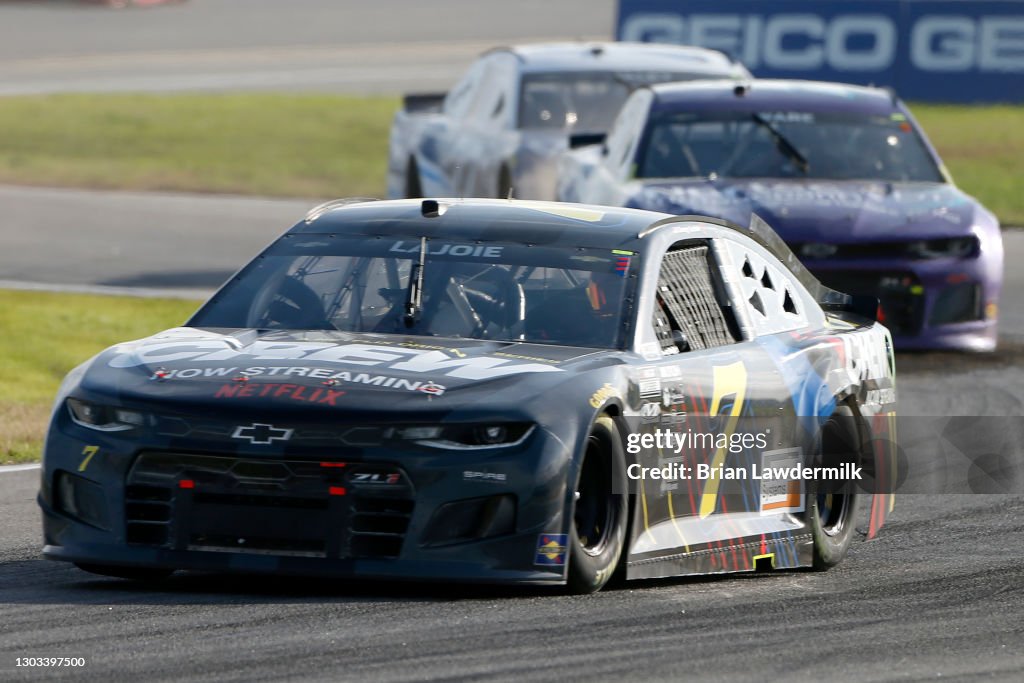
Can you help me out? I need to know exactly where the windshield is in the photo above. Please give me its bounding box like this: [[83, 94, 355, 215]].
[[637, 111, 944, 182], [190, 236, 637, 349], [518, 71, 706, 133]]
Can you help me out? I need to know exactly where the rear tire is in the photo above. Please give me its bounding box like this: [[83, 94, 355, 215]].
[[405, 158, 423, 198], [497, 165, 512, 199], [75, 563, 174, 581], [567, 416, 628, 593], [809, 489, 860, 569], [809, 411, 862, 569]]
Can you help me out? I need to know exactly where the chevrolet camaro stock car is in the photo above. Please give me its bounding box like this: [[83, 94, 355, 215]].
[[558, 79, 1003, 351], [41, 199, 896, 593], [386, 42, 750, 202]]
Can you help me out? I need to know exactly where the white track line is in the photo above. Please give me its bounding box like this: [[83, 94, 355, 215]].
[[0, 463, 41, 474]]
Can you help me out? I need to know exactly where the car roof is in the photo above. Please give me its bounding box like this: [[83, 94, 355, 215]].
[[291, 198, 668, 250], [290, 198, 864, 319], [496, 42, 744, 77], [648, 78, 901, 116]]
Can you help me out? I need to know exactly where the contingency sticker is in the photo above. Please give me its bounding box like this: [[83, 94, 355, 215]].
[[759, 448, 805, 515], [534, 534, 569, 566], [612, 250, 633, 277]]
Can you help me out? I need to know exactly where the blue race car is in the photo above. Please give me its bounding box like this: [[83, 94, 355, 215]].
[[387, 42, 750, 202], [558, 79, 1003, 351]]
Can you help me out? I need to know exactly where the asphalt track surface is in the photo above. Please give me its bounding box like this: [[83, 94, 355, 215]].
[[0, 0, 614, 95], [0, 184, 311, 295], [2, 1, 1024, 680]]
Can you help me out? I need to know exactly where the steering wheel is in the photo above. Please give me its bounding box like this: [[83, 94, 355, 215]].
[[455, 265, 526, 336]]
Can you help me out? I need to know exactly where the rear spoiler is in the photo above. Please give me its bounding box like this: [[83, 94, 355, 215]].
[[403, 92, 446, 114], [746, 214, 878, 321]]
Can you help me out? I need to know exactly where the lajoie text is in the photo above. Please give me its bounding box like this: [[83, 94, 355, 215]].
[[389, 241, 504, 258]]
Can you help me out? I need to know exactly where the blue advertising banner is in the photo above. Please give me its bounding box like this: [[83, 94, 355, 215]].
[[617, 0, 1024, 102]]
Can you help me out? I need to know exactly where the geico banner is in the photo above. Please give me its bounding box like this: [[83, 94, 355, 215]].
[[617, 0, 1024, 103]]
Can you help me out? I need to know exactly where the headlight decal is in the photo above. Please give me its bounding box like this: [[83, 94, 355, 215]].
[[387, 423, 535, 450], [66, 398, 145, 432]]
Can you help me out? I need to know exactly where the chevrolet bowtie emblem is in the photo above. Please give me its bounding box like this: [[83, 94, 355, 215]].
[[231, 423, 293, 444]]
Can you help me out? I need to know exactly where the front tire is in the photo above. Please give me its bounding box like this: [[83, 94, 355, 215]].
[[567, 416, 628, 593]]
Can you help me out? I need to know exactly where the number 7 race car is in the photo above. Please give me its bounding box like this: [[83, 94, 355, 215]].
[[40, 198, 896, 593]]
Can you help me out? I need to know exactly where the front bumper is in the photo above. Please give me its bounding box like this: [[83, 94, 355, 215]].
[[41, 522, 563, 585], [808, 256, 999, 351], [40, 418, 576, 584]]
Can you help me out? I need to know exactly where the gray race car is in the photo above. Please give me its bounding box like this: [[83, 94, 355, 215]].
[[386, 42, 750, 202]]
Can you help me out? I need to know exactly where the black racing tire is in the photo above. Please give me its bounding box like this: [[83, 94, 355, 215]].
[[567, 415, 628, 594], [809, 410, 862, 570], [405, 158, 423, 198], [809, 489, 861, 570], [75, 563, 174, 581]]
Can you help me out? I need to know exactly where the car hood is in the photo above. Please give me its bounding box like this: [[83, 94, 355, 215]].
[[629, 178, 980, 242], [79, 328, 615, 416]]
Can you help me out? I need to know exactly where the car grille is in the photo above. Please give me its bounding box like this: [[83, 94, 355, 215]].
[[930, 282, 982, 325], [793, 241, 906, 260], [125, 452, 414, 559], [792, 240, 977, 261], [815, 270, 925, 336], [153, 416, 385, 447]]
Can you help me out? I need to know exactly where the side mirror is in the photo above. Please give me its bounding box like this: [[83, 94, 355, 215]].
[[403, 92, 447, 114], [568, 132, 607, 149], [671, 329, 690, 352]]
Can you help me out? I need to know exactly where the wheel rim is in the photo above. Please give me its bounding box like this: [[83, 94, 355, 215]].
[[817, 491, 850, 537], [574, 434, 615, 556]]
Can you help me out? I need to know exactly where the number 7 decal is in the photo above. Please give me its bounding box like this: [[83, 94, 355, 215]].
[[698, 362, 747, 518], [78, 445, 99, 472]]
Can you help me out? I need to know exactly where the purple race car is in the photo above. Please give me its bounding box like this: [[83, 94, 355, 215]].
[[558, 79, 1003, 351]]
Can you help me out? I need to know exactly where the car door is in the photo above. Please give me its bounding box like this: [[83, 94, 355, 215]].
[[625, 235, 805, 577], [415, 58, 487, 197], [441, 52, 519, 197]]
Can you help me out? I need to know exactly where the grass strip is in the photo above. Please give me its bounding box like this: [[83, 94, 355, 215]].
[[0, 289, 200, 464], [0, 94, 1019, 222], [0, 92, 397, 199]]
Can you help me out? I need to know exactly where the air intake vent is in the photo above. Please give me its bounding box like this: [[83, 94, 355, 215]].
[[657, 245, 736, 350], [125, 453, 415, 560]]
